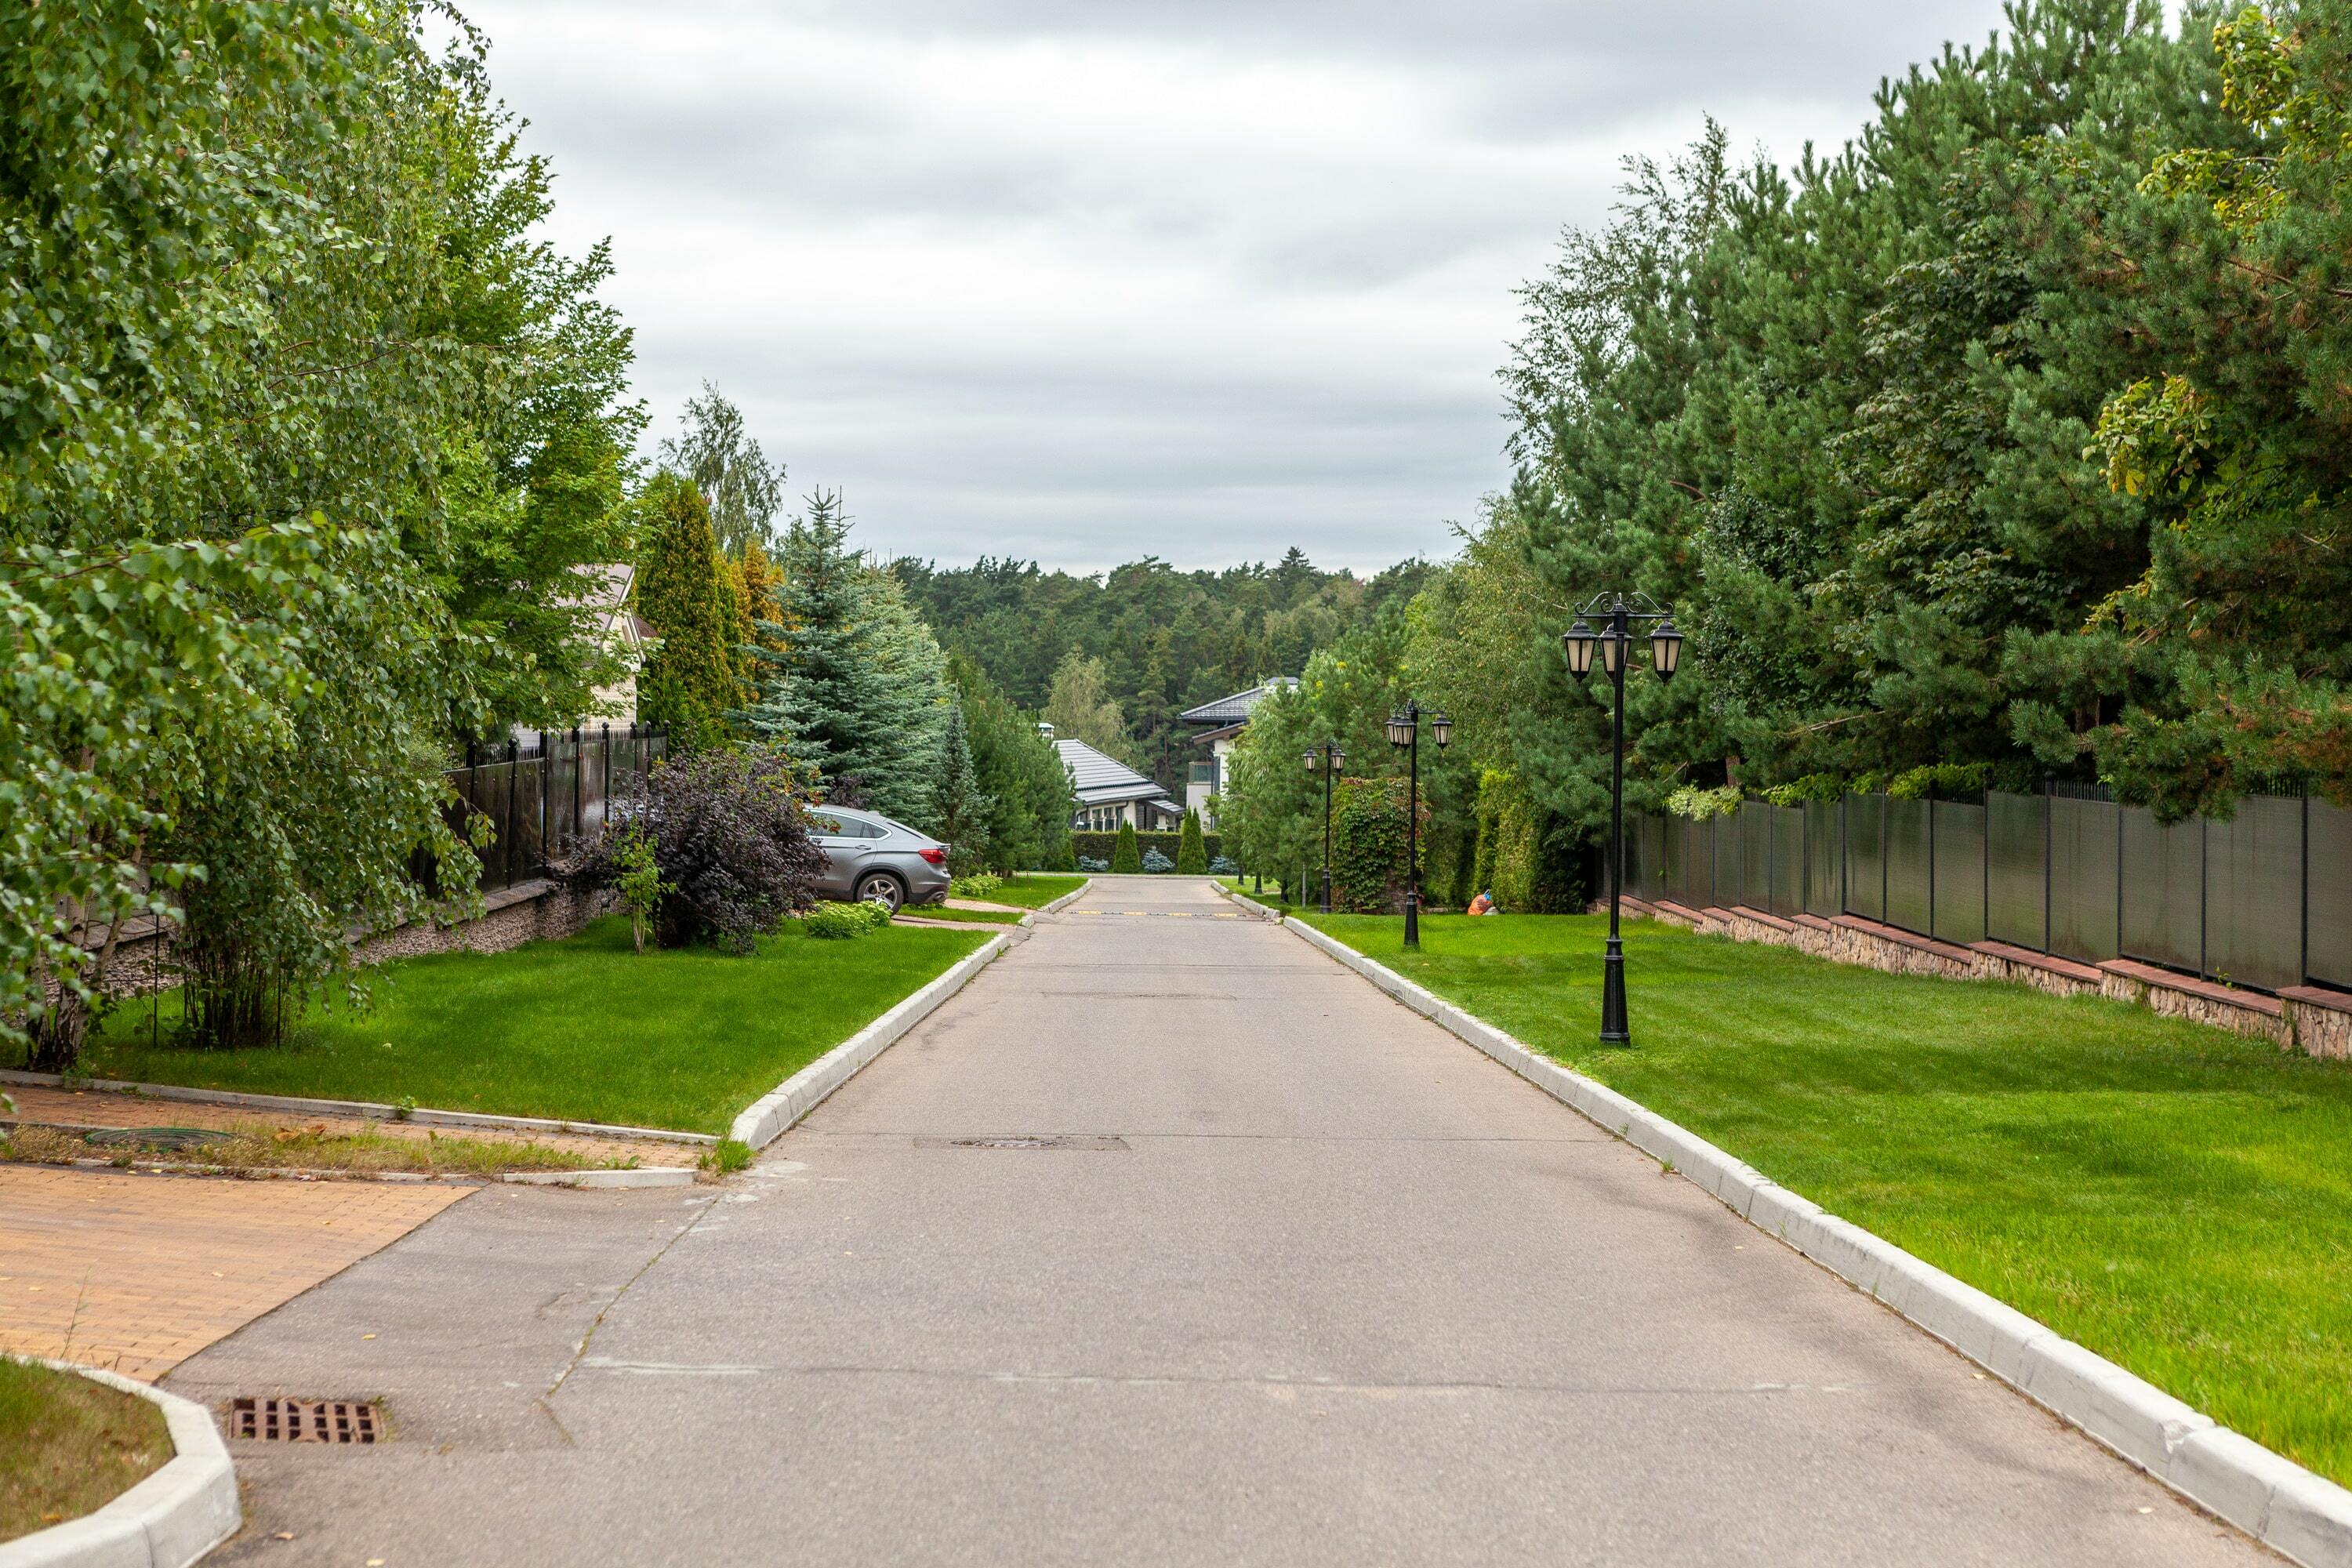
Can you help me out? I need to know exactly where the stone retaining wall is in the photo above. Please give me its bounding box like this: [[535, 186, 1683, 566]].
[[1615, 895, 2352, 1062], [71, 880, 608, 999]]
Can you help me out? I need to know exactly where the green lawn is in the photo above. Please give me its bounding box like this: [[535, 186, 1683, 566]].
[[1, 1358, 169, 1543], [1297, 909, 2352, 1486], [985, 873, 1090, 909], [56, 916, 988, 1135]]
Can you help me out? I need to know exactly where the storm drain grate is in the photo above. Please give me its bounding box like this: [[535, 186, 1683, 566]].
[[229, 1398, 382, 1443], [914, 1136, 1129, 1152]]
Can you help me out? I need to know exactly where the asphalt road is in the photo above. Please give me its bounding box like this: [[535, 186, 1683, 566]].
[[169, 876, 2270, 1566]]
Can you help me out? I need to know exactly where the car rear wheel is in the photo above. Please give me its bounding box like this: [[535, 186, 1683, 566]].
[[855, 873, 906, 914]]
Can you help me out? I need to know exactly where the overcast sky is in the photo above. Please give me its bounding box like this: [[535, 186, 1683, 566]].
[[463, 0, 2016, 575]]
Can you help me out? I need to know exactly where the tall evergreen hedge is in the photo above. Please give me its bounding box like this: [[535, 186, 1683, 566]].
[[1111, 820, 1142, 873]]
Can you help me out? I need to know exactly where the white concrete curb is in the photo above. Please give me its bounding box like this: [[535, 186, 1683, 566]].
[[0, 1363, 238, 1568], [1272, 912, 2352, 1568], [0, 1070, 716, 1149], [729, 934, 1011, 1149], [1038, 878, 1093, 916]]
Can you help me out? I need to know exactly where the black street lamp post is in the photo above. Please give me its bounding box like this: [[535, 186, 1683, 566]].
[[1385, 701, 1452, 949], [1302, 740, 1347, 913], [1560, 593, 1683, 1046]]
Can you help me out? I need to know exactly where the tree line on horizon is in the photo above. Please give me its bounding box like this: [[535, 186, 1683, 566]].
[[1219, 0, 2352, 908]]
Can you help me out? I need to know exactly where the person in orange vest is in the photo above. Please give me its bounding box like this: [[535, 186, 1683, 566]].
[[1467, 889, 1496, 916]]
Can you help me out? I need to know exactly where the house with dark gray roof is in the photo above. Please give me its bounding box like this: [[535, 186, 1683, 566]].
[[1177, 678, 1297, 826], [1055, 738, 1185, 832]]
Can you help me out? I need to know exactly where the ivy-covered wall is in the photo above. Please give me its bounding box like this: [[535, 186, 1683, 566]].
[[1330, 776, 1425, 913]]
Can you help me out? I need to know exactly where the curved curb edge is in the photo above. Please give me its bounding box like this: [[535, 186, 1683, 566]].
[[1037, 878, 1094, 916], [0, 1363, 238, 1568], [729, 933, 1011, 1150], [1272, 911, 2352, 1568]]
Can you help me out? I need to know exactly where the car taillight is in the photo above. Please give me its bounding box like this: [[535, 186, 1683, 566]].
[[918, 847, 947, 866]]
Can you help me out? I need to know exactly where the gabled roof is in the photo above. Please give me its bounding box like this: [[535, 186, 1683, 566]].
[[1178, 677, 1297, 727], [1189, 720, 1247, 746], [1055, 738, 1174, 806]]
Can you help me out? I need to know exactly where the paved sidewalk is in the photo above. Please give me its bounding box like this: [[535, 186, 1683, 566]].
[[0, 1166, 470, 1380], [170, 877, 2267, 1565]]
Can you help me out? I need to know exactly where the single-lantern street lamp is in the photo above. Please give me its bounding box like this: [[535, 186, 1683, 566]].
[[1302, 740, 1346, 913], [1385, 699, 1451, 949], [1560, 593, 1684, 1047]]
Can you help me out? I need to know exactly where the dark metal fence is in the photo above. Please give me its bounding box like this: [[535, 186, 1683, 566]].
[[446, 725, 668, 892], [1624, 784, 2350, 995]]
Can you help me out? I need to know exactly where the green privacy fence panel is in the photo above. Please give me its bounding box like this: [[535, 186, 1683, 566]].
[[1621, 784, 2344, 996], [2206, 793, 2305, 993], [1846, 794, 1887, 924], [1986, 790, 2046, 950], [2049, 793, 2121, 962], [2314, 799, 2352, 989], [1886, 797, 1933, 935], [1805, 799, 1842, 917], [1932, 799, 1987, 944], [2121, 806, 2202, 976]]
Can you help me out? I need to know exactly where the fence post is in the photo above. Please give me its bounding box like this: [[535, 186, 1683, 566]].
[[539, 730, 552, 880], [2042, 776, 2053, 955], [2200, 811, 2210, 980], [570, 725, 583, 852], [601, 723, 612, 821], [504, 736, 519, 891], [1982, 786, 1990, 944], [1927, 787, 1936, 938], [2305, 790, 2314, 986], [1840, 793, 1848, 915]]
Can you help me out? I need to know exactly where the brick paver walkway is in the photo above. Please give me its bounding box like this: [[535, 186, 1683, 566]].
[[0, 1165, 471, 1380], [5, 1083, 692, 1169]]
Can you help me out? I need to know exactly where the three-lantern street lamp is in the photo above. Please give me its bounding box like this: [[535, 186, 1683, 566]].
[[1385, 700, 1452, 949], [1560, 593, 1684, 1047], [1301, 740, 1347, 913]]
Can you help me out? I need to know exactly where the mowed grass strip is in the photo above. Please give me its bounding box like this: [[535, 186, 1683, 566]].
[[982, 873, 1089, 909], [1297, 909, 2352, 1486], [0, 1356, 170, 1543], [60, 916, 987, 1136]]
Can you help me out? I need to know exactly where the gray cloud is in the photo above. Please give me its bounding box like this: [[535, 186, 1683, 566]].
[[463, 0, 2014, 572]]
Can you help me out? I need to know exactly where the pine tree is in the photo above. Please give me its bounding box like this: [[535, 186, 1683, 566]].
[[634, 472, 738, 750], [932, 703, 993, 874], [946, 652, 1076, 871], [741, 491, 951, 823], [1111, 819, 1142, 873], [1175, 808, 1207, 873]]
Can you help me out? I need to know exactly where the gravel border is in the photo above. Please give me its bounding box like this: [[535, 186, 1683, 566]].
[[1224, 885, 2352, 1568], [730, 933, 1012, 1149], [0, 1363, 238, 1568]]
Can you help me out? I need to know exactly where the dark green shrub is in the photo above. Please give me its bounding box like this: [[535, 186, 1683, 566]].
[[1111, 821, 1142, 873], [1069, 829, 1222, 865]]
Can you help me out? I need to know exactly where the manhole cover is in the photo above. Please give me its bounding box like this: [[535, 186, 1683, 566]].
[[228, 1398, 382, 1443], [913, 1136, 1129, 1151], [83, 1127, 234, 1151]]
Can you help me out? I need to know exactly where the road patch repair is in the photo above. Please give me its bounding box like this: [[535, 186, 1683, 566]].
[[1216, 882, 2352, 1568]]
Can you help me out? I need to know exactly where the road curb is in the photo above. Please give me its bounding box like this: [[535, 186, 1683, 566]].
[[0, 1071, 717, 1149], [1038, 878, 1093, 916], [1271, 912, 2352, 1568], [0, 1363, 238, 1568], [500, 1166, 695, 1189], [730, 933, 1010, 1149]]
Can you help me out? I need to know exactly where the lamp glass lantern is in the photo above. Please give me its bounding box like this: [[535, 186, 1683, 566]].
[[1386, 712, 1412, 748], [1562, 619, 1597, 679], [1597, 626, 1625, 677], [1650, 619, 1683, 681], [1303, 749, 1319, 771], [1430, 711, 1452, 748]]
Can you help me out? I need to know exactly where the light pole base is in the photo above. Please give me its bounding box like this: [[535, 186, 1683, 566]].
[[1403, 893, 1421, 949], [1320, 869, 1331, 916], [1599, 935, 1630, 1045]]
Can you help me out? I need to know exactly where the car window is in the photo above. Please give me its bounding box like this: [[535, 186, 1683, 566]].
[[878, 818, 924, 840], [809, 814, 846, 837], [814, 814, 887, 840]]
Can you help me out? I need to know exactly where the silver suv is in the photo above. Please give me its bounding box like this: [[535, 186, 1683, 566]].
[[807, 807, 951, 913]]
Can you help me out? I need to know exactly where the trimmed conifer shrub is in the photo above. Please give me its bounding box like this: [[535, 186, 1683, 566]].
[[1111, 820, 1142, 873], [1175, 809, 1207, 873]]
